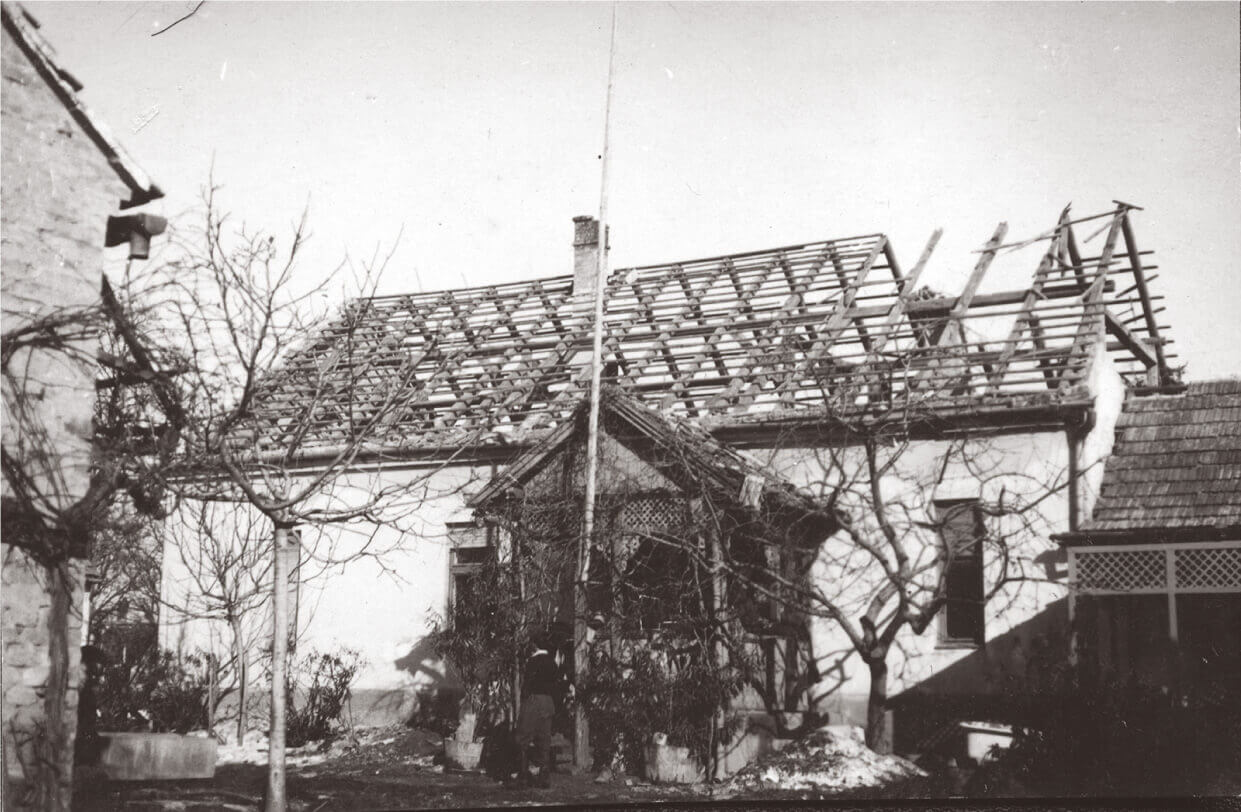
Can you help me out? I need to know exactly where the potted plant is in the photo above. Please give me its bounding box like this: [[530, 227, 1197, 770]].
[[444, 685, 485, 770], [430, 580, 515, 772]]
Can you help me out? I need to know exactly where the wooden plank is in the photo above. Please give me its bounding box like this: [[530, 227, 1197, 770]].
[[828, 243, 873, 353], [770, 238, 888, 401], [866, 229, 942, 361], [938, 222, 1008, 341], [714, 248, 836, 409], [907, 223, 1006, 396], [1104, 310, 1159, 369], [1120, 211, 1168, 379], [1058, 211, 1123, 390], [985, 230, 1062, 393]]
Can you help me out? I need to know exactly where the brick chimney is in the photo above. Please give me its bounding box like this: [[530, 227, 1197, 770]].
[[572, 215, 609, 305]]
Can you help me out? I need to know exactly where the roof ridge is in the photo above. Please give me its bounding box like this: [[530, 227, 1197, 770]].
[[2, 1, 162, 208], [359, 233, 887, 304]]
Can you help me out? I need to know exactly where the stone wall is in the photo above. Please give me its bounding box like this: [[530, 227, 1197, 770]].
[[1, 18, 135, 806], [1, 549, 85, 805]]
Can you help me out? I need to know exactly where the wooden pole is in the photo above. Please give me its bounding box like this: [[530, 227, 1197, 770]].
[[266, 519, 291, 812], [575, 0, 618, 773]]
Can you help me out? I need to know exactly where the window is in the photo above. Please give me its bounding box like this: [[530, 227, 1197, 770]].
[[936, 500, 985, 647], [447, 520, 493, 618]]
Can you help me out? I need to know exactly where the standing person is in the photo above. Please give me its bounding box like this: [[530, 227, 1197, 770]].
[[514, 632, 566, 788]]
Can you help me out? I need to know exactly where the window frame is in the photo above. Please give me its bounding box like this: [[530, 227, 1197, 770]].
[[934, 498, 987, 649]]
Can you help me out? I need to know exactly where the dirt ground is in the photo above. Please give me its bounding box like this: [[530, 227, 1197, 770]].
[[72, 724, 1234, 811], [72, 726, 949, 811]]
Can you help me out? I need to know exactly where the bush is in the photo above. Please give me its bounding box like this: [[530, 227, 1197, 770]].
[[285, 648, 362, 747], [984, 672, 1241, 795], [94, 648, 214, 733], [579, 641, 750, 773]]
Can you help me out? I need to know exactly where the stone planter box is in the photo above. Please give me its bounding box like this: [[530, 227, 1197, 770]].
[[97, 732, 217, 780]]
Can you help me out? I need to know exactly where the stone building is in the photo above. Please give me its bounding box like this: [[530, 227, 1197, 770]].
[[1, 3, 162, 805]]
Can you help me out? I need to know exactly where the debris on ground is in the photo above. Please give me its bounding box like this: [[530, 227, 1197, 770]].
[[725, 725, 926, 793]]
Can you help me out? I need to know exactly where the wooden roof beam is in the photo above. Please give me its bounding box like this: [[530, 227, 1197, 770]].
[[770, 237, 888, 402], [1119, 211, 1169, 382], [828, 243, 873, 354], [1104, 310, 1159, 369], [933, 221, 1008, 346], [907, 223, 1005, 398], [866, 229, 942, 361], [986, 227, 1063, 393], [1058, 210, 1123, 390]]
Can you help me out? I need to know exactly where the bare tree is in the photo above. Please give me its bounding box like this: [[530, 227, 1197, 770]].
[[2, 265, 184, 810], [158, 500, 275, 744], [148, 185, 485, 811]]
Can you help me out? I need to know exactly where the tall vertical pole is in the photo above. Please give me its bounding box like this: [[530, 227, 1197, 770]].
[[575, 1, 618, 773], [266, 519, 291, 812]]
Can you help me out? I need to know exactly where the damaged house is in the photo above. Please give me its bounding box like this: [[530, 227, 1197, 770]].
[[159, 202, 1178, 771]]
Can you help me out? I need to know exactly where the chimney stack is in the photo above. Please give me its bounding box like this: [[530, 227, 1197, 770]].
[[572, 215, 609, 305]]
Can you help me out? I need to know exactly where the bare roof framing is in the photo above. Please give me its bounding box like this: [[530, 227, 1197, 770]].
[[236, 205, 1177, 460]]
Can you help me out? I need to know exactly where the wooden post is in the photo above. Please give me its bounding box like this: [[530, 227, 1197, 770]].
[[575, 1, 618, 773], [266, 519, 292, 812]]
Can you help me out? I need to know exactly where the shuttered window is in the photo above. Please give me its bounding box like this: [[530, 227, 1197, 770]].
[[937, 500, 985, 647]]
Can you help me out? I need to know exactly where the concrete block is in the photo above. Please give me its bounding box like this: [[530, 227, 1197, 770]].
[[96, 733, 217, 781]]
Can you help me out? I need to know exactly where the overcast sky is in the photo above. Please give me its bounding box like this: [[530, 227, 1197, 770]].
[[27, 1, 1241, 380]]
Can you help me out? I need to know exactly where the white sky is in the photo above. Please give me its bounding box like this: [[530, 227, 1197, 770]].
[[27, 1, 1241, 380]]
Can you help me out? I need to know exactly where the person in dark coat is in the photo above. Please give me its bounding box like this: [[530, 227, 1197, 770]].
[[514, 633, 567, 788]]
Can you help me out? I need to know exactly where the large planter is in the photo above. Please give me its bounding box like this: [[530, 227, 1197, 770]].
[[96, 732, 217, 780], [444, 738, 484, 770], [644, 742, 705, 784]]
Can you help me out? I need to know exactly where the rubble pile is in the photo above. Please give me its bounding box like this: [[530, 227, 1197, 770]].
[[726, 725, 925, 793]]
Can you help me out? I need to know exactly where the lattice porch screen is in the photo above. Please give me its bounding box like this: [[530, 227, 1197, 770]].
[[1069, 541, 1241, 595], [1068, 540, 1241, 646]]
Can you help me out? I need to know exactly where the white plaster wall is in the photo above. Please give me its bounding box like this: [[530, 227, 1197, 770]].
[[159, 463, 490, 725], [754, 432, 1077, 720], [158, 349, 1130, 731], [1078, 337, 1128, 522]]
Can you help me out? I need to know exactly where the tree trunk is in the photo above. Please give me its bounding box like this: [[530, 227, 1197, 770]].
[[266, 523, 291, 812], [864, 657, 891, 754], [39, 560, 73, 812], [231, 615, 248, 746]]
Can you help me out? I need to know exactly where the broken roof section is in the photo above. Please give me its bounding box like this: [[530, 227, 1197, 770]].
[[1, 2, 163, 208], [240, 203, 1173, 461]]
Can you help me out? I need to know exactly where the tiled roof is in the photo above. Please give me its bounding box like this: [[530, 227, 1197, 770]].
[[1085, 379, 1241, 532], [237, 206, 1172, 461]]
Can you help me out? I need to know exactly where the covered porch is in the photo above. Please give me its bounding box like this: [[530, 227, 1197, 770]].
[[1067, 538, 1241, 702]]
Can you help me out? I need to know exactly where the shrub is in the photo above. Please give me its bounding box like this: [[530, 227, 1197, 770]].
[[579, 641, 750, 773], [984, 671, 1241, 795], [94, 648, 214, 733], [285, 648, 362, 747]]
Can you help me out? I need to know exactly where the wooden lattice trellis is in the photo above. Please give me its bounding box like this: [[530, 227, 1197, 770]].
[[1069, 541, 1241, 595], [240, 204, 1174, 457]]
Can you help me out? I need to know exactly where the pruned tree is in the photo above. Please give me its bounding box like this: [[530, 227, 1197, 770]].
[[145, 184, 486, 811], [158, 499, 278, 744]]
